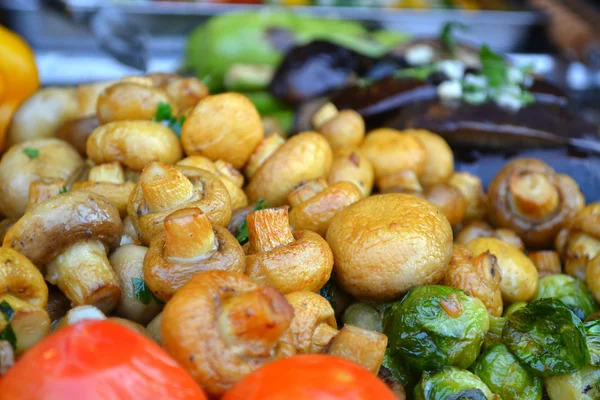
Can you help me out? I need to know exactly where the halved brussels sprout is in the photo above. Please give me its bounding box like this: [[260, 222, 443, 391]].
[[472, 343, 543, 400], [414, 367, 497, 400], [585, 319, 600, 366], [533, 274, 597, 320], [503, 301, 527, 317], [502, 298, 590, 377], [483, 315, 506, 350], [544, 365, 600, 400], [384, 285, 489, 372]]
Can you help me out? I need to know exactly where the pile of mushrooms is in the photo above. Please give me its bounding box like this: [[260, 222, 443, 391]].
[[1, 74, 599, 399]]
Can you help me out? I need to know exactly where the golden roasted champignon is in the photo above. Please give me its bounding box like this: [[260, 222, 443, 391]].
[[245, 132, 333, 206], [3, 191, 122, 313], [25, 178, 66, 211], [376, 170, 423, 195], [162, 270, 295, 398], [0, 248, 50, 354], [71, 162, 135, 218], [288, 178, 363, 237], [466, 237, 538, 304], [0, 219, 16, 243], [424, 183, 468, 227], [326, 194, 453, 301], [245, 207, 333, 294], [587, 254, 600, 304], [360, 128, 426, 180], [443, 245, 503, 316], [144, 208, 245, 302], [327, 325, 388, 375], [120, 216, 140, 246], [86, 121, 183, 172], [244, 135, 285, 180], [312, 103, 365, 150], [456, 221, 525, 252], [128, 162, 232, 245], [404, 129, 454, 187], [55, 116, 101, 157], [488, 158, 584, 249], [181, 93, 264, 169], [163, 77, 209, 111], [528, 251, 562, 277], [327, 147, 374, 196], [448, 172, 487, 222], [0, 138, 84, 218], [556, 203, 600, 281]]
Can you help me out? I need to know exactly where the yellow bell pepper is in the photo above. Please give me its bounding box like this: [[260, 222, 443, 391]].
[[0, 25, 39, 152]]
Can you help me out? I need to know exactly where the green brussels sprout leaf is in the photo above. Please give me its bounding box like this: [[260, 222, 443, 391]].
[[414, 367, 496, 400], [483, 315, 506, 350], [534, 274, 597, 320], [585, 319, 600, 366]]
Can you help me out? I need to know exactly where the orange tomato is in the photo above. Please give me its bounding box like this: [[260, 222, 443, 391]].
[[222, 354, 397, 400], [0, 320, 207, 400]]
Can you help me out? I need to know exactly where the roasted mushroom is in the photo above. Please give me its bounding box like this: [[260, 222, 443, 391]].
[[448, 172, 487, 222], [456, 221, 525, 252], [161, 270, 295, 398], [528, 251, 562, 277], [54, 116, 101, 156], [312, 103, 365, 150], [404, 129, 454, 187], [144, 208, 245, 301], [326, 194, 453, 301], [3, 192, 122, 313], [25, 178, 66, 211], [424, 183, 468, 226], [327, 147, 374, 196], [0, 138, 84, 217], [245, 207, 333, 294], [487, 158, 584, 249], [376, 169, 423, 195], [128, 162, 232, 245]]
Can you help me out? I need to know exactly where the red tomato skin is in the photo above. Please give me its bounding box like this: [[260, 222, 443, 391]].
[[0, 320, 207, 400], [222, 354, 397, 400]]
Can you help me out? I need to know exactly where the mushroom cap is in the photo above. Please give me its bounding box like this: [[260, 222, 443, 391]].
[[327, 147, 374, 196], [0, 247, 48, 309], [246, 132, 333, 206], [144, 225, 245, 301], [3, 191, 122, 266], [466, 237, 539, 304], [54, 116, 101, 156], [570, 203, 600, 240], [181, 93, 264, 169], [87, 121, 183, 171], [246, 230, 333, 294], [404, 129, 454, 187], [0, 138, 84, 217], [71, 181, 135, 218], [360, 128, 426, 179], [326, 193, 453, 301]]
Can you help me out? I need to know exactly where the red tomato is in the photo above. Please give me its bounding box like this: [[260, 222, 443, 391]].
[[0, 320, 207, 400], [222, 354, 397, 400]]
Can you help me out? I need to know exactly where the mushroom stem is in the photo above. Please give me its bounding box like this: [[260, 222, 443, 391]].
[[214, 160, 244, 188], [45, 240, 121, 313], [27, 178, 66, 210], [244, 135, 285, 179], [288, 179, 328, 207], [89, 162, 125, 184], [0, 294, 50, 354], [217, 286, 294, 358], [312, 103, 338, 129], [140, 162, 195, 213], [377, 170, 423, 194], [508, 173, 559, 219], [164, 208, 217, 263], [247, 207, 295, 253], [310, 322, 339, 353], [326, 324, 388, 374]]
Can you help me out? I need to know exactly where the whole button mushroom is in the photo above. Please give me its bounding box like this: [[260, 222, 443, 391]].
[[488, 158, 584, 249], [327, 147, 374, 196], [86, 120, 183, 172], [0, 248, 51, 353], [144, 208, 245, 302], [288, 178, 363, 237], [128, 162, 232, 245], [326, 194, 453, 301], [404, 129, 454, 187], [244, 135, 285, 180], [457, 221, 525, 252], [0, 138, 84, 217], [162, 270, 296, 398], [181, 93, 264, 169], [245, 207, 333, 294], [311, 103, 365, 150], [3, 191, 122, 313], [448, 172, 487, 222], [245, 132, 333, 206]]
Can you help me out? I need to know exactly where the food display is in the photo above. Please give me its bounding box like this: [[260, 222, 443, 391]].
[[2, 16, 600, 400]]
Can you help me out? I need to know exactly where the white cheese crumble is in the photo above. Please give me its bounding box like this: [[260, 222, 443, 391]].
[[437, 80, 463, 101], [437, 60, 465, 81], [463, 73, 488, 89], [405, 45, 434, 66]]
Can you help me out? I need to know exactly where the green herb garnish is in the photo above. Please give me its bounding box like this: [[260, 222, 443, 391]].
[[153, 102, 186, 137], [132, 277, 162, 305], [0, 301, 16, 350], [393, 65, 437, 81], [440, 22, 468, 56], [0, 301, 14, 322], [235, 199, 268, 245], [23, 148, 39, 159], [480, 45, 508, 89], [59, 186, 68, 194]]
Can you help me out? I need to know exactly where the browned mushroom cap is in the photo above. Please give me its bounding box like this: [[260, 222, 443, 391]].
[[246, 132, 333, 206], [328, 147, 374, 196], [0, 219, 17, 244], [162, 270, 295, 398], [488, 158, 584, 249], [0, 138, 84, 218], [326, 325, 388, 374], [404, 129, 454, 187], [76, 81, 116, 118], [284, 291, 337, 354], [128, 163, 232, 245], [425, 183, 468, 226], [26, 178, 67, 211], [443, 245, 503, 316], [288, 179, 363, 237], [164, 77, 209, 111], [448, 172, 487, 222], [245, 207, 333, 294], [144, 208, 245, 302], [55, 116, 101, 156], [456, 221, 525, 252], [312, 103, 365, 150], [181, 93, 264, 169], [377, 169, 423, 195], [360, 128, 426, 180], [529, 251, 561, 277], [326, 194, 453, 301], [244, 135, 285, 179], [87, 121, 183, 171]]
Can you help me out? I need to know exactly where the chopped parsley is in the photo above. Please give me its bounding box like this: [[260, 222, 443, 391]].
[[0, 301, 16, 350], [236, 199, 268, 245], [153, 102, 186, 137], [59, 186, 68, 194], [22, 148, 39, 159], [440, 22, 468, 56], [132, 278, 162, 305], [480, 45, 508, 89]]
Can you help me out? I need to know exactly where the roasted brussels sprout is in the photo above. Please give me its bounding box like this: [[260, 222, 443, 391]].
[[483, 315, 506, 349], [502, 298, 590, 377], [544, 365, 600, 400], [533, 274, 597, 320], [585, 319, 600, 366], [384, 285, 489, 372], [414, 367, 497, 400], [381, 352, 419, 394], [472, 344, 543, 400]]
